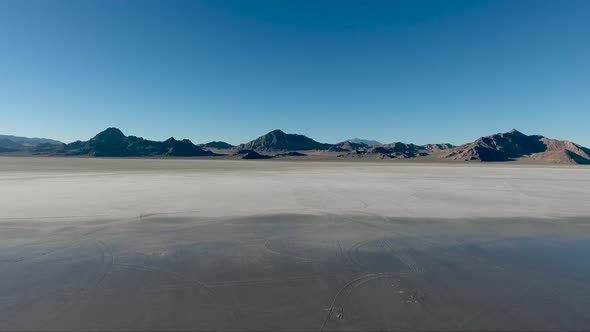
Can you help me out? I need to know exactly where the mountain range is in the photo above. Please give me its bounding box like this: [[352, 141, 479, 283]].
[[1, 127, 588, 164]]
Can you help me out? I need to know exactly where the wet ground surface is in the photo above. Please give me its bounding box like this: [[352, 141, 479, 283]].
[[1, 214, 590, 331]]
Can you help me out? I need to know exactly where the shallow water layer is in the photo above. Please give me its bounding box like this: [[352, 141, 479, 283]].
[[1, 214, 589, 330]]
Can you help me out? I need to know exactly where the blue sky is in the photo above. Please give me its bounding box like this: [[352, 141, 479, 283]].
[[1, 0, 589, 145]]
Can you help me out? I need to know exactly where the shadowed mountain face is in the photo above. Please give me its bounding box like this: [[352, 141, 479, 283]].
[[237, 129, 332, 151], [235, 149, 273, 159], [379, 142, 424, 153], [274, 151, 307, 157], [163, 138, 217, 157], [49, 128, 216, 157], [200, 141, 234, 149]]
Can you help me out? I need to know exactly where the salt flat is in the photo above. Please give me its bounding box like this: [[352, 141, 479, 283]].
[[1, 157, 590, 330], [1, 157, 589, 221]]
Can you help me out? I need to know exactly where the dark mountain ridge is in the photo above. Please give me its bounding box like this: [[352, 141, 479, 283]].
[[237, 129, 332, 151]]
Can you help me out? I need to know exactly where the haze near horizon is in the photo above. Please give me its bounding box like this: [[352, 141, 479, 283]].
[[1, 0, 589, 146]]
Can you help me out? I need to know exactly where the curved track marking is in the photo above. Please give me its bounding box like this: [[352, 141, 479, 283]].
[[380, 238, 425, 273], [346, 239, 377, 270], [320, 272, 404, 332]]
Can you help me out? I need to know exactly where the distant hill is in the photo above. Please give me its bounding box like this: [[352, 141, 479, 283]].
[[368, 142, 429, 159], [441, 129, 590, 164], [345, 138, 382, 146], [0, 134, 62, 154], [237, 129, 331, 151], [234, 149, 273, 159], [0, 138, 25, 150], [329, 141, 369, 152], [423, 143, 455, 151], [0, 135, 62, 152], [200, 141, 234, 149], [274, 151, 307, 157], [0, 134, 62, 147], [42, 128, 216, 157], [333, 141, 454, 159]]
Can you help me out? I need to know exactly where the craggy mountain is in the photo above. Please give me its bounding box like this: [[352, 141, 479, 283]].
[[237, 129, 332, 151], [45, 128, 216, 157], [442, 129, 590, 164], [369, 143, 431, 159], [329, 141, 369, 152], [200, 141, 234, 149], [423, 143, 455, 151]]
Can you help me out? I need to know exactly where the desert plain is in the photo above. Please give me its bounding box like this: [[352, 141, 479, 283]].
[[1, 157, 590, 330]]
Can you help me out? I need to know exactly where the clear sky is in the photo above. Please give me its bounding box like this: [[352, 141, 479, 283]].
[[1, 0, 589, 146]]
